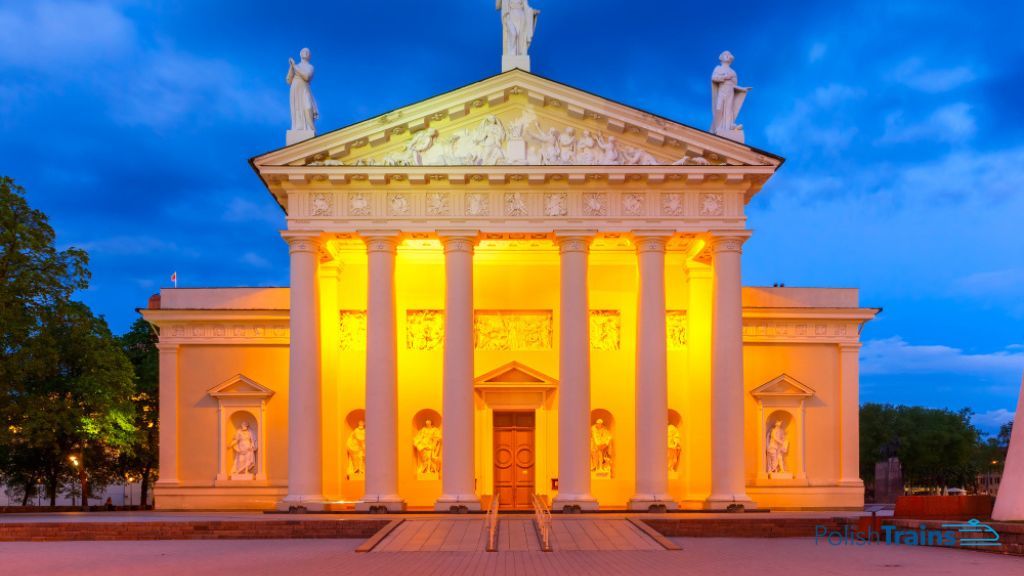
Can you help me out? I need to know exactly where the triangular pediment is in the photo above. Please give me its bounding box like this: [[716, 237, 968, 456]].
[[252, 69, 781, 170], [475, 361, 558, 388], [750, 374, 815, 398], [208, 374, 275, 399]]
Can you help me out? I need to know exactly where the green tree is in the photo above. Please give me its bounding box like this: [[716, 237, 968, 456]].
[[860, 403, 983, 493], [117, 317, 160, 508], [16, 302, 137, 510], [0, 176, 89, 444]]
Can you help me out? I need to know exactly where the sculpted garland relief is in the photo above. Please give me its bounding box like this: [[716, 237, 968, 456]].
[[589, 310, 621, 351], [339, 311, 367, 351], [667, 311, 687, 350], [474, 311, 553, 351], [407, 310, 444, 350]]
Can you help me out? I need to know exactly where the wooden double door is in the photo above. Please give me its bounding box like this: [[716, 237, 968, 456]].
[[493, 411, 535, 510]]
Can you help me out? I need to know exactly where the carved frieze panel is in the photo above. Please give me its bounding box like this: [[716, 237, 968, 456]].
[[742, 320, 860, 343], [465, 192, 490, 216], [622, 193, 646, 216], [544, 192, 567, 216], [699, 192, 724, 217], [667, 311, 687, 350], [661, 193, 684, 216], [310, 192, 334, 216], [425, 192, 450, 216], [348, 193, 371, 216], [406, 310, 445, 350], [388, 193, 410, 216], [590, 310, 621, 351], [582, 192, 608, 216], [162, 322, 289, 343], [505, 192, 528, 216], [474, 310, 553, 351], [339, 310, 367, 351]]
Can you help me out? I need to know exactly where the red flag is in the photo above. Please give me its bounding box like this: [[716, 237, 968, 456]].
[[171, 272, 177, 287]]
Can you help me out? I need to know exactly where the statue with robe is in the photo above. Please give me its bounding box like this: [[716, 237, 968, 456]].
[[590, 418, 613, 476], [229, 421, 257, 477], [287, 48, 318, 134], [766, 420, 789, 475], [497, 0, 540, 57], [347, 420, 366, 479], [414, 419, 442, 478], [710, 50, 750, 142], [667, 423, 682, 473]]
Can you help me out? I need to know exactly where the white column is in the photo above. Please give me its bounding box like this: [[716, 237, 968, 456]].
[[155, 343, 179, 488], [629, 233, 678, 510], [706, 234, 754, 509], [552, 232, 598, 512], [357, 232, 406, 512], [436, 232, 481, 511], [279, 232, 326, 510], [838, 343, 863, 486]]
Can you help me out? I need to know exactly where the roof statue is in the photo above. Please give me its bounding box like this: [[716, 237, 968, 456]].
[[497, 0, 540, 72], [286, 48, 318, 145], [711, 50, 750, 143]]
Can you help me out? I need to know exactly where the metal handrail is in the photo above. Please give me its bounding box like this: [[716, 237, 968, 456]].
[[531, 493, 552, 552], [486, 494, 500, 552]]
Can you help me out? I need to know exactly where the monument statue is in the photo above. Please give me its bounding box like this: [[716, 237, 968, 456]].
[[347, 420, 366, 479], [765, 420, 789, 476], [229, 421, 257, 477], [710, 50, 750, 143], [667, 423, 682, 472], [286, 48, 318, 144], [414, 419, 442, 478], [497, 0, 540, 71], [590, 418, 613, 477]]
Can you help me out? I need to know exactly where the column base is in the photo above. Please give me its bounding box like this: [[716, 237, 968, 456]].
[[434, 495, 482, 512], [627, 496, 679, 512], [286, 129, 315, 146], [355, 495, 407, 513], [276, 495, 328, 512], [501, 55, 531, 72], [838, 478, 865, 488], [703, 493, 756, 511], [552, 495, 599, 513]]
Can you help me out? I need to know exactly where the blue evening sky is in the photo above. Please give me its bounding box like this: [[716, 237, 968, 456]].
[[2, 1, 1022, 433]]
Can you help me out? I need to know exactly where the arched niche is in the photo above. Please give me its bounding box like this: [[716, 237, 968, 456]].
[[590, 409, 615, 479], [209, 374, 274, 484], [412, 409, 442, 481], [668, 409, 683, 479], [750, 374, 814, 484], [344, 409, 366, 481]]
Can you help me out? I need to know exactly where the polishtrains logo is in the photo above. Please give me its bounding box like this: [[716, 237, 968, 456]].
[[815, 518, 1000, 548]]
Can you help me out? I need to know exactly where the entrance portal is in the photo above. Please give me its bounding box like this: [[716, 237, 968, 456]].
[[493, 411, 535, 510]]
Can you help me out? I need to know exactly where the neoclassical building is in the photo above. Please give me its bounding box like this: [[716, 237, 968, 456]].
[[142, 68, 877, 512]]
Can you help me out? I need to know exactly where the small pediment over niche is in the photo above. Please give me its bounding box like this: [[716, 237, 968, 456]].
[[750, 374, 815, 399], [475, 361, 557, 389], [208, 374, 275, 399]]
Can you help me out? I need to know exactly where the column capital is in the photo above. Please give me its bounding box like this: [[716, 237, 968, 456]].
[[281, 231, 323, 254], [358, 230, 402, 254], [554, 229, 597, 254], [707, 231, 752, 254], [838, 342, 863, 352], [156, 342, 180, 352], [631, 230, 674, 254], [437, 229, 479, 254]]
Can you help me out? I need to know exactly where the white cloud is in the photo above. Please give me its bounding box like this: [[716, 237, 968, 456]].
[[808, 42, 827, 63], [862, 337, 1024, 377], [972, 408, 1015, 430], [223, 197, 283, 225], [955, 268, 1024, 296], [889, 58, 977, 93], [0, 1, 135, 67], [76, 235, 180, 256], [878, 103, 976, 144], [106, 47, 282, 129], [764, 84, 864, 153], [240, 252, 271, 268]]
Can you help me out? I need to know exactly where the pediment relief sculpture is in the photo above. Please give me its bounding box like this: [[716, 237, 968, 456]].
[[308, 110, 715, 168]]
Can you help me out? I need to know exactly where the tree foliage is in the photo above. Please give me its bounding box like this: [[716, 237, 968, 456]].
[[861, 403, 987, 490], [0, 177, 136, 508], [117, 317, 160, 506]]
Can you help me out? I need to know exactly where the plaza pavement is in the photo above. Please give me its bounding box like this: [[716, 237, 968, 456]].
[[1, 535, 1021, 576]]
